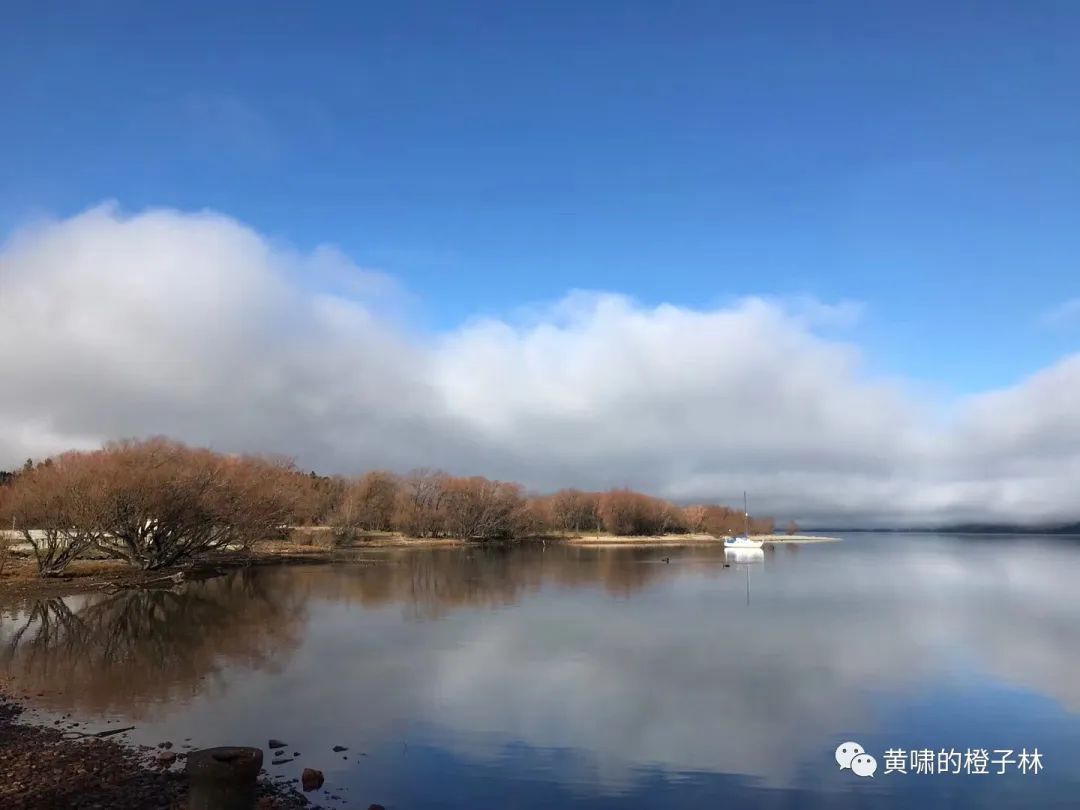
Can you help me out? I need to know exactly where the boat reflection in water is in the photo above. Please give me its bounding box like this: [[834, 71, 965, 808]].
[[723, 547, 765, 566], [724, 546, 764, 605]]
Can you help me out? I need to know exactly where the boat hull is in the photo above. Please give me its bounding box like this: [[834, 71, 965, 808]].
[[724, 547, 765, 563], [723, 538, 764, 549]]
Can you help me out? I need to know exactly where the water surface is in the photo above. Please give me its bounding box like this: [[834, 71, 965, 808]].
[[3, 534, 1080, 808]]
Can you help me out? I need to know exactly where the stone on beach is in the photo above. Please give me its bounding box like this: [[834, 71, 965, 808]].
[[301, 767, 324, 791]]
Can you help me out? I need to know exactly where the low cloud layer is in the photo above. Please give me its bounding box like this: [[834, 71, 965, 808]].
[[1, 204, 1078, 525]]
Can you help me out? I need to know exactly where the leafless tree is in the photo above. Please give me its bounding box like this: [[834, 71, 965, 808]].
[[547, 489, 601, 533], [394, 469, 450, 537], [332, 471, 400, 536], [0, 532, 11, 577], [293, 472, 346, 526], [0, 453, 107, 576], [90, 439, 299, 569], [597, 489, 665, 535], [440, 476, 528, 540], [681, 505, 708, 533]]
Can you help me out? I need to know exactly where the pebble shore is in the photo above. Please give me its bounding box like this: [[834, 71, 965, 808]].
[[0, 690, 311, 809]]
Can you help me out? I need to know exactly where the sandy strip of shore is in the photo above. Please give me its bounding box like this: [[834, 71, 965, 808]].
[[756, 534, 841, 543], [563, 533, 840, 546], [561, 535, 838, 548]]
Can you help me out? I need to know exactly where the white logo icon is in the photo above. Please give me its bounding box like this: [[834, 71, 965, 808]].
[[836, 741, 877, 777], [851, 753, 878, 777], [835, 741, 864, 769]]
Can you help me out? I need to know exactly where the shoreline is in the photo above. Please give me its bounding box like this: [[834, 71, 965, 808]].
[[560, 532, 841, 546], [0, 530, 842, 600], [0, 548, 337, 601], [0, 681, 308, 809], [0, 531, 463, 599]]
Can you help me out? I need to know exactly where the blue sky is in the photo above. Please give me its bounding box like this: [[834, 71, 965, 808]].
[[4, 2, 1079, 393]]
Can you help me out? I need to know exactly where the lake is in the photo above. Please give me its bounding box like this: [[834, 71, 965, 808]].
[[3, 534, 1080, 808]]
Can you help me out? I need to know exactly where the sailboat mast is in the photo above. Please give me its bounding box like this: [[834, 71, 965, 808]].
[[743, 491, 749, 536]]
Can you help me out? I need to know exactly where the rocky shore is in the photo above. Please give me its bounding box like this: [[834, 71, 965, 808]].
[[0, 690, 311, 809]]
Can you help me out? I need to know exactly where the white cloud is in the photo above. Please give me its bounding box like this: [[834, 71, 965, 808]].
[[1, 204, 1079, 525]]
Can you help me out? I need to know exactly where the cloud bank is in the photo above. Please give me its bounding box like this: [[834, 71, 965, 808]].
[[1, 204, 1078, 525]]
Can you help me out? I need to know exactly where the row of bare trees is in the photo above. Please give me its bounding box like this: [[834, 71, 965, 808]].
[[333, 471, 536, 540], [323, 472, 778, 540], [0, 438, 785, 576]]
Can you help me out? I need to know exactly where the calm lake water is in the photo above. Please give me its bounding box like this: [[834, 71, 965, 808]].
[[3, 534, 1080, 808]]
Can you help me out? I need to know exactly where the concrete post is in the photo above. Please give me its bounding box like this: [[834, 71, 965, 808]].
[[186, 746, 264, 810]]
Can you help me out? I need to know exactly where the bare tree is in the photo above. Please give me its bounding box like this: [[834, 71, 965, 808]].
[[440, 476, 528, 540], [750, 516, 776, 536], [92, 439, 300, 569], [597, 489, 668, 535], [657, 501, 688, 534], [0, 453, 107, 576], [547, 489, 601, 533], [0, 531, 11, 577], [332, 471, 400, 536], [682, 505, 708, 533], [293, 472, 346, 526], [394, 469, 449, 537]]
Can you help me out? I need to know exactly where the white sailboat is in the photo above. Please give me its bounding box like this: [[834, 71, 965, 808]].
[[723, 492, 764, 549]]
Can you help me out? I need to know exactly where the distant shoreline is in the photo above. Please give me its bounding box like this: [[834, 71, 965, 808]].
[[807, 527, 1080, 536], [562, 532, 840, 546], [0, 530, 845, 600]]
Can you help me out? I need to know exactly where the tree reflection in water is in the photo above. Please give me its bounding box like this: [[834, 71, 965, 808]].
[[0, 570, 307, 716], [0, 546, 740, 710], [288, 544, 735, 620]]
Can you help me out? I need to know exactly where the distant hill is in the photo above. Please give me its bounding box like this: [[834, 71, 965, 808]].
[[807, 523, 1080, 535], [937, 522, 1080, 535]]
